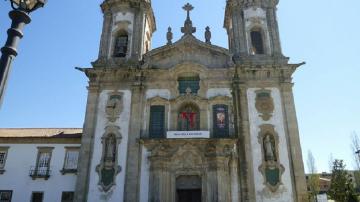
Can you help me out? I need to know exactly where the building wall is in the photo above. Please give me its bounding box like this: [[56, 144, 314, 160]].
[[0, 143, 80, 202], [86, 90, 132, 202], [247, 87, 294, 202]]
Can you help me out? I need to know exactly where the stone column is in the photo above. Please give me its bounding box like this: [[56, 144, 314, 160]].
[[74, 84, 100, 202], [124, 86, 145, 202], [280, 83, 308, 202]]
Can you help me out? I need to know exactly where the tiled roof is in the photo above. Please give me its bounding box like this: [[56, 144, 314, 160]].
[[0, 128, 83, 138]]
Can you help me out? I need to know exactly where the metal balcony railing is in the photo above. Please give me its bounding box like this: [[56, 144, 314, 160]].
[[29, 166, 52, 180]]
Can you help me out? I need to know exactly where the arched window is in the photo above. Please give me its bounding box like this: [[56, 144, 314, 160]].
[[113, 31, 128, 57], [178, 104, 200, 131], [250, 29, 265, 55]]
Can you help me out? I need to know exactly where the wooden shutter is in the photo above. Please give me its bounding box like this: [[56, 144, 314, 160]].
[[149, 106, 165, 138]]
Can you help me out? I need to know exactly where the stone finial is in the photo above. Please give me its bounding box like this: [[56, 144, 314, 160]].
[[167, 27, 173, 45], [181, 3, 196, 35], [205, 26, 211, 44]]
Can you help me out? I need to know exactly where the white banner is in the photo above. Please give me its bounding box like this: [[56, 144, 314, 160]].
[[167, 131, 210, 139]]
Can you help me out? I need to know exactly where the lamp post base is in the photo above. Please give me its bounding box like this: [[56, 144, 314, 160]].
[[0, 10, 31, 107]]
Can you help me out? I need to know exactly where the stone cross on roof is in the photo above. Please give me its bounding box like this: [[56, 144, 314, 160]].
[[181, 3, 196, 35], [183, 3, 194, 20]]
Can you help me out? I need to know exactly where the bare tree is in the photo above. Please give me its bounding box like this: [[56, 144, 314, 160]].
[[307, 150, 320, 202], [329, 153, 334, 173], [351, 132, 360, 170], [308, 150, 317, 174]]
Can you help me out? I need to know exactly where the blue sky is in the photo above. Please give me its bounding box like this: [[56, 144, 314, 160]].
[[0, 0, 359, 173]]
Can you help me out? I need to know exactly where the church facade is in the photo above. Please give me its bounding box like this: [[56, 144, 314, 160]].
[[0, 0, 308, 201]]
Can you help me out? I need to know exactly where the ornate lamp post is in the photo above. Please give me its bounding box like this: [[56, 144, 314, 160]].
[[0, 0, 46, 106]]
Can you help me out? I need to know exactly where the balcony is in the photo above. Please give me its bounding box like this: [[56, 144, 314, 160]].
[[29, 166, 52, 180]]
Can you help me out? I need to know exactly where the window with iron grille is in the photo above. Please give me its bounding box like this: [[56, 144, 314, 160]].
[[30, 148, 53, 180], [250, 30, 265, 54], [113, 32, 128, 58], [213, 105, 229, 137], [31, 192, 43, 202], [149, 106, 165, 138], [61, 192, 74, 202], [0, 190, 12, 202], [0, 148, 8, 173], [178, 76, 200, 95]]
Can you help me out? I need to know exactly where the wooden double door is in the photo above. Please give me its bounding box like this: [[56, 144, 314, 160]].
[[176, 189, 201, 202]]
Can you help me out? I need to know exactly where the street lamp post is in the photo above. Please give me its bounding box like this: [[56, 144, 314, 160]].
[[0, 0, 46, 107]]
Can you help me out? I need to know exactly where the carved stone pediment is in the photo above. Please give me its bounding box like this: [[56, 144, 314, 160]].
[[173, 94, 205, 102], [143, 34, 233, 69], [147, 95, 169, 103]]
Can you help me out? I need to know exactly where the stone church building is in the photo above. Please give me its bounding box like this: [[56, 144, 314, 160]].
[[0, 0, 308, 201]]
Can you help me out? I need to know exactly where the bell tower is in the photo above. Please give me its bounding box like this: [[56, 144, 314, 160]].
[[96, 0, 156, 64], [224, 0, 284, 61]]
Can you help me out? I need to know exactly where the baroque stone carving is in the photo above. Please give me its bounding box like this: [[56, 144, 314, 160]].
[[255, 89, 274, 121], [96, 125, 122, 192], [105, 92, 124, 122], [258, 124, 285, 192], [181, 3, 196, 35]]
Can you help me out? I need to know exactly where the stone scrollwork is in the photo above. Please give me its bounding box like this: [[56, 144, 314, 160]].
[[258, 124, 285, 192], [255, 89, 274, 121], [96, 125, 122, 192], [105, 92, 124, 122]]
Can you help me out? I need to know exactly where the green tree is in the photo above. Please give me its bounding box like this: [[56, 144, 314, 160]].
[[307, 150, 320, 202], [328, 160, 358, 202]]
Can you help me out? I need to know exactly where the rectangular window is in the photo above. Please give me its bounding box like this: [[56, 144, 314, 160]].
[[30, 147, 53, 180], [61, 192, 74, 202], [149, 105, 165, 138], [213, 105, 229, 137], [31, 192, 43, 202], [0, 147, 9, 174], [178, 76, 200, 95], [62, 148, 79, 174], [0, 190, 12, 202]]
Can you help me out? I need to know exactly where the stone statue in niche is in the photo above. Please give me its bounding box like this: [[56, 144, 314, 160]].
[[96, 126, 122, 193], [167, 27, 173, 45], [263, 134, 277, 162], [258, 124, 284, 192], [104, 135, 116, 166], [255, 90, 274, 121], [106, 93, 123, 122]]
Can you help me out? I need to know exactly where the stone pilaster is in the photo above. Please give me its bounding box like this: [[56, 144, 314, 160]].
[[124, 86, 145, 202], [280, 82, 308, 202], [229, 6, 248, 58], [98, 12, 113, 59], [74, 84, 100, 202], [206, 163, 218, 202], [266, 8, 282, 56], [131, 10, 145, 61], [216, 157, 231, 202]]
